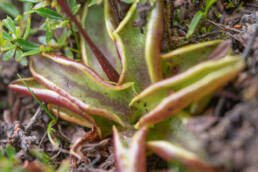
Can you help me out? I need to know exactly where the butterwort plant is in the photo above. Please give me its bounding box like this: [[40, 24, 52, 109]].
[[9, 0, 245, 171]]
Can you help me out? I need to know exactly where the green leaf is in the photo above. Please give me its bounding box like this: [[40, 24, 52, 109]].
[[30, 149, 50, 165], [189, 94, 213, 115], [64, 47, 73, 59], [145, 0, 164, 83], [132, 56, 244, 127], [68, 0, 80, 14], [45, 19, 52, 44], [3, 17, 16, 35], [14, 38, 40, 51], [88, 0, 102, 7], [148, 141, 214, 171], [23, 14, 31, 40], [22, 49, 41, 57], [121, 0, 134, 3], [10, 77, 81, 121], [15, 49, 28, 66], [186, 11, 203, 38], [56, 161, 70, 172], [29, 54, 136, 134], [146, 113, 215, 172], [9, 74, 126, 137], [205, 0, 217, 16], [161, 40, 224, 76], [23, 2, 33, 16], [0, 149, 3, 158], [57, 28, 71, 46], [3, 31, 13, 41], [15, 49, 23, 61], [81, 2, 121, 80], [32, 2, 45, 9], [23, 2, 33, 39], [104, 0, 118, 38], [2, 49, 15, 61], [113, 1, 151, 91], [1, 41, 16, 51], [5, 144, 16, 161], [34, 8, 63, 20], [146, 111, 192, 142], [15, 25, 21, 38], [48, 104, 117, 137], [20, 57, 28, 66], [16, 75, 60, 148], [0, 2, 20, 18], [113, 126, 148, 172], [48, 104, 92, 128]]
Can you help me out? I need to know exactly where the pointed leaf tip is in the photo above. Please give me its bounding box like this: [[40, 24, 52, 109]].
[[29, 54, 136, 128], [81, 2, 121, 80], [145, 0, 164, 83], [134, 56, 244, 127], [148, 141, 217, 172], [113, 126, 148, 172]]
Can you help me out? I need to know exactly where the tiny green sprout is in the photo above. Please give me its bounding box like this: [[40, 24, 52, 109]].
[[186, 0, 217, 38], [17, 74, 60, 148]]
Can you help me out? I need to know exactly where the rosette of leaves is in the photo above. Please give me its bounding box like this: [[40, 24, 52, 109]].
[[9, 0, 245, 171]]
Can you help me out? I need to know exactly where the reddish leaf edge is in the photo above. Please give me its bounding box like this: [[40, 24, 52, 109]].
[[56, 0, 119, 82], [9, 78, 115, 138], [113, 126, 148, 172], [8, 78, 96, 127], [145, 0, 164, 83], [29, 53, 127, 127], [134, 56, 245, 128], [147, 141, 217, 172]]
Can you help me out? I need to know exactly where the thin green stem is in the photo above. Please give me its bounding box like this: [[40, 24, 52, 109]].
[[17, 74, 59, 146]]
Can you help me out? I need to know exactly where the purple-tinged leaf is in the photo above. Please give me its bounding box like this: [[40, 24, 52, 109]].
[[205, 39, 232, 60], [146, 113, 216, 171], [148, 141, 217, 172], [9, 77, 121, 137], [132, 56, 244, 127], [113, 126, 148, 172], [29, 54, 135, 127], [159, 40, 232, 116], [81, 2, 121, 80], [9, 78, 84, 115], [56, 0, 119, 82]]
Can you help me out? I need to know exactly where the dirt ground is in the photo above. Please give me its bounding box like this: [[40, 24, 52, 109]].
[[0, 0, 258, 171]]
